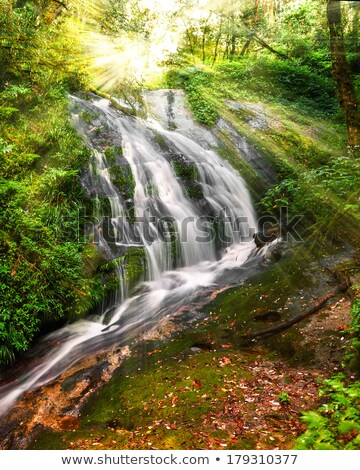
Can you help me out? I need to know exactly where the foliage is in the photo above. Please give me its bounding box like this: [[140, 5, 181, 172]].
[[0, 1, 98, 363], [278, 392, 290, 405], [215, 58, 338, 117], [259, 155, 360, 234], [295, 375, 360, 450], [171, 68, 218, 126], [109, 164, 135, 201], [295, 299, 360, 450], [344, 300, 360, 370], [123, 247, 147, 284]]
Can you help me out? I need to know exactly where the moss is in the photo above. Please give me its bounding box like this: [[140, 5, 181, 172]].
[[215, 133, 266, 201], [153, 133, 168, 151], [80, 110, 100, 125], [172, 159, 204, 200], [172, 160, 199, 181], [109, 165, 135, 201], [104, 146, 123, 165], [96, 196, 112, 218], [31, 348, 253, 450], [123, 247, 146, 283], [184, 184, 203, 200]]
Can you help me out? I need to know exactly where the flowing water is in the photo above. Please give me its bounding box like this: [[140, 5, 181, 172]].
[[0, 92, 268, 417]]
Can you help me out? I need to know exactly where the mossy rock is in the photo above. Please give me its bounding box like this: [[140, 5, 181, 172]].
[[104, 146, 123, 165], [123, 246, 147, 284], [172, 160, 199, 181], [109, 164, 135, 200], [96, 196, 112, 218], [80, 110, 100, 125], [153, 133, 168, 151], [172, 158, 204, 200]]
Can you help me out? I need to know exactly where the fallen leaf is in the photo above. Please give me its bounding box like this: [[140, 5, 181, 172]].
[[192, 379, 202, 389]]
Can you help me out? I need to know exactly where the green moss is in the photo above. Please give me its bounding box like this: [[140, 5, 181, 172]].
[[80, 110, 100, 125], [184, 184, 203, 200], [172, 160, 199, 181], [123, 247, 147, 283], [109, 165, 135, 200], [172, 160, 204, 200], [153, 133, 168, 151], [30, 348, 253, 450], [96, 196, 112, 218], [104, 146, 123, 165]]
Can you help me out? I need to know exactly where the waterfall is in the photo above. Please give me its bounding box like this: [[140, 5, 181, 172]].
[[0, 93, 262, 416]]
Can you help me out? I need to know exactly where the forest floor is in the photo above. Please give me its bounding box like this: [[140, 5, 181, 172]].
[[26, 292, 352, 450], [19, 246, 357, 451]]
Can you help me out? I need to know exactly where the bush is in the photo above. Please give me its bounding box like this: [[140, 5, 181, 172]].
[[216, 58, 338, 116], [295, 375, 360, 450]]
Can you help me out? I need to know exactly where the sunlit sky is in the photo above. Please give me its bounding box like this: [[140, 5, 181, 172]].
[[80, 0, 225, 88]]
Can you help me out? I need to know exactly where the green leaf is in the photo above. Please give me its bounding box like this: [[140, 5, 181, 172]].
[[338, 421, 360, 435]]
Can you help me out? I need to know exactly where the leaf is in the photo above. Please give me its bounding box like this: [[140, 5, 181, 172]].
[[338, 420, 360, 435], [301, 411, 329, 429], [314, 443, 338, 450], [192, 379, 202, 389]]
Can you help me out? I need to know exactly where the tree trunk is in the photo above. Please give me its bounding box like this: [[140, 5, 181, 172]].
[[254, 0, 260, 26], [240, 36, 253, 56], [268, 0, 275, 26], [212, 18, 223, 65], [230, 34, 236, 58], [327, 0, 360, 151], [229, 14, 237, 60], [253, 33, 288, 59]]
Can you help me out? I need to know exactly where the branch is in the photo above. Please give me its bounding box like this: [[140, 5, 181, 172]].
[[240, 280, 350, 342], [51, 0, 68, 10], [252, 34, 288, 59], [209, 9, 289, 60]]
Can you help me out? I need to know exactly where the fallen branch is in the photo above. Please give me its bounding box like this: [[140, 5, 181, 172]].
[[87, 85, 139, 117], [252, 34, 288, 60], [241, 281, 350, 342]]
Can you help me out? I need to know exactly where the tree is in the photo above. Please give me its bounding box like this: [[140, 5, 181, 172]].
[[327, 0, 360, 152]]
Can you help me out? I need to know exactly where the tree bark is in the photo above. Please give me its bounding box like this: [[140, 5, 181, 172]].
[[254, 0, 260, 26], [212, 18, 223, 65], [240, 36, 253, 56], [327, 0, 360, 151]]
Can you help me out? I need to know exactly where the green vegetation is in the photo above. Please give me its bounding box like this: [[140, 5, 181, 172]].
[[295, 375, 360, 450], [0, 1, 98, 363], [172, 159, 204, 200], [104, 145, 123, 165], [295, 298, 360, 449], [109, 164, 135, 200], [278, 392, 290, 405], [1, 0, 360, 452], [123, 247, 147, 284]]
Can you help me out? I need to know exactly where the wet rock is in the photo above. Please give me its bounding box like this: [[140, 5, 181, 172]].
[[191, 342, 213, 353], [58, 415, 80, 431], [253, 225, 280, 248], [60, 366, 103, 393], [253, 311, 281, 323], [265, 241, 290, 262]]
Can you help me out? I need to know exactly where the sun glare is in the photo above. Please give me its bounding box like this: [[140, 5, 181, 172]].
[[76, 0, 224, 89]]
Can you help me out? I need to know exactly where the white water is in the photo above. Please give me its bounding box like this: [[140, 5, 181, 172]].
[[0, 94, 264, 416]]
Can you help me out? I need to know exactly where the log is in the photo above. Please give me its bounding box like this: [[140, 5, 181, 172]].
[[241, 281, 350, 341], [252, 34, 288, 60]]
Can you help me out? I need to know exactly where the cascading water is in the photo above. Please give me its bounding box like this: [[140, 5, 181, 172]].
[[0, 92, 265, 417]]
